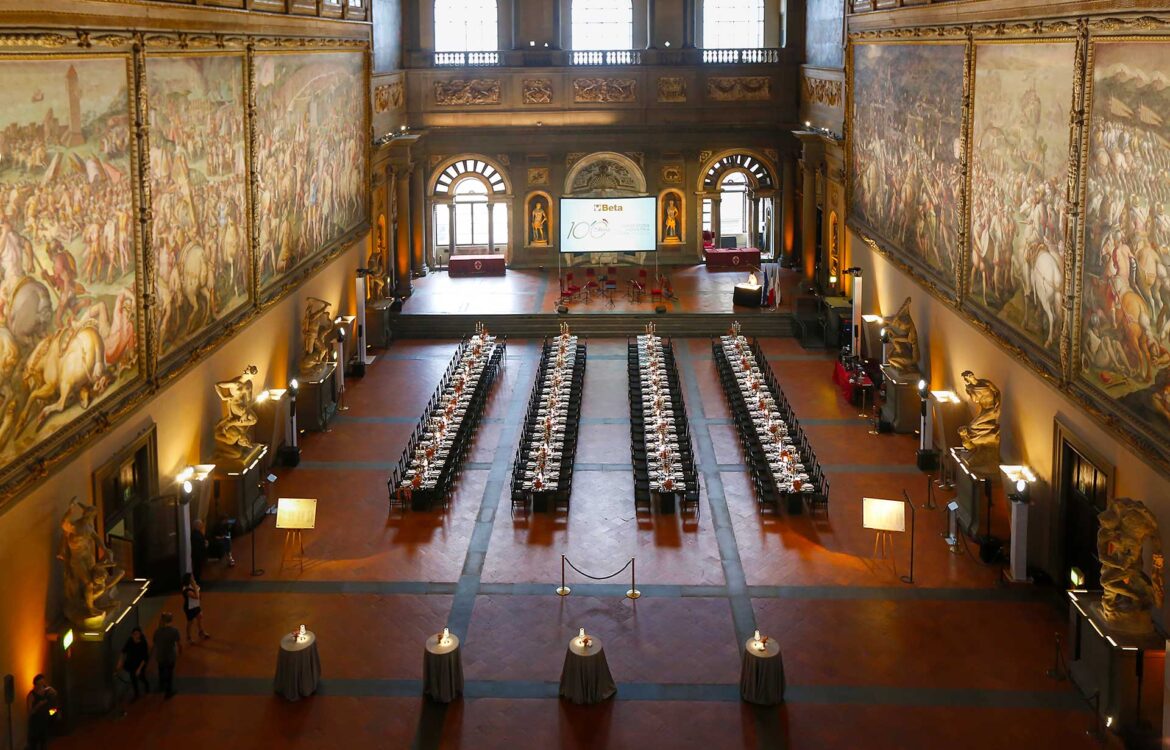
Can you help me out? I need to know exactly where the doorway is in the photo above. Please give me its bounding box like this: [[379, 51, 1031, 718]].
[[1055, 422, 1112, 589]]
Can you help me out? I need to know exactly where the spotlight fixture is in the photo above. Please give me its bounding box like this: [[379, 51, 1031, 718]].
[[828, 274, 838, 285], [880, 327, 890, 344], [916, 379, 928, 399]]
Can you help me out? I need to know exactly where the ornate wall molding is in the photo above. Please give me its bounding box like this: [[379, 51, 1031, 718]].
[[522, 78, 552, 104], [572, 77, 636, 103], [661, 165, 683, 184], [802, 74, 842, 107], [656, 76, 686, 103], [374, 78, 403, 113], [433, 78, 500, 106], [706, 76, 771, 101], [527, 167, 549, 186]]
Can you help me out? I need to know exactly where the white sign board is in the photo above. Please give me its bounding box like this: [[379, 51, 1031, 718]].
[[862, 497, 905, 532], [275, 497, 318, 530]]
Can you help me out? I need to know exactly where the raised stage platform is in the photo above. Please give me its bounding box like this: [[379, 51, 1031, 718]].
[[392, 263, 801, 338]]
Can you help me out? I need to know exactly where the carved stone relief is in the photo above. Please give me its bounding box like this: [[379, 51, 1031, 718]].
[[573, 77, 637, 103], [374, 79, 404, 113], [661, 165, 683, 184], [566, 152, 586, 167], [706, 76, 771, 102], [522, 78, 553, 104], [433, 78, 501, 106], [802, 74, 842, 107], [570, 159, 641, 194], [528, 167, 549, 186], [657, 76, 686, 103]]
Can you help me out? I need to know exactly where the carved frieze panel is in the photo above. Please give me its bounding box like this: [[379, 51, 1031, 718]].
[[374, 78, 404, 113], [661, 165, 683, 184], [573, 77, 637, 103], [802, 74, 842, 107], [522, 78, 553, 104], [528, 167, 549, 186], [706, 76, 771, 101], [434, 78, 501, 106], [657, 76, 686, 103]]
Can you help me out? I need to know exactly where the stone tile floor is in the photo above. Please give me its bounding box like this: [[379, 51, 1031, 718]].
[[54, 333, 1101, 750]]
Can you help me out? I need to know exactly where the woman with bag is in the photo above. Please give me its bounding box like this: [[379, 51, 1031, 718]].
[[180, 573, 211, 644]]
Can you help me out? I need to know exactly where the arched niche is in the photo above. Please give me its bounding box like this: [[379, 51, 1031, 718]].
[[658, 189, 684, 245], [564, 152, 647, 196]]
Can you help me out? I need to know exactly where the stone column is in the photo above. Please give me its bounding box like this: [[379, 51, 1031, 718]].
[[800, 160, 817, 283], [411, 165, 427, 277], [394, 166, 413, 296], [781, 157, 796, 265]]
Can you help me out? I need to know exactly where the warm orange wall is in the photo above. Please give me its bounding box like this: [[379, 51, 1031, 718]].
[[849, 230, 1170, 577], [0, 239, 361, 739]]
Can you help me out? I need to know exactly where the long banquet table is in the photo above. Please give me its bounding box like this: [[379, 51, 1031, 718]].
[[628, 332, 697, 514]]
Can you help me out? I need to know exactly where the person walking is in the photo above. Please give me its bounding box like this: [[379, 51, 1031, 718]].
[[181, 573, 210, 644], [152, 612, 182, 699], [26, 674, 57, 750], [115, 626, 150, 701]]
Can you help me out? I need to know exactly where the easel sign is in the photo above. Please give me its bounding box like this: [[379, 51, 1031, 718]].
[[276, 497, 317, 530], [275, 497, 317, 573], [862, 497, 905, 560]]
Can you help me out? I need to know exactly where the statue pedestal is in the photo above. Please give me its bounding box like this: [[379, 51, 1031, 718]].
[[879, 365, 921, 434], [254, 389, 290, 472], [1067, 591, 1165, 745], [51, 580, 150, 726], [367, 298, 393, 349], [211, 444, 269, 531], [949, 448, 998, 551], [299, 362, 338, 432]]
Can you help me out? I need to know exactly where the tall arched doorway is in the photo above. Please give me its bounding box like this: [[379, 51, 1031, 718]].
[[429, 156, 511, 268], [698, 151, 777, 257]]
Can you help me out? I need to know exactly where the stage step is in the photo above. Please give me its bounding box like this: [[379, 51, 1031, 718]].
[[388, 313, 796, 339]]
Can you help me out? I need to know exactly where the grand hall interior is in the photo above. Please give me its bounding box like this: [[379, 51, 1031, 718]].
[[1, 0, 1169, 748]]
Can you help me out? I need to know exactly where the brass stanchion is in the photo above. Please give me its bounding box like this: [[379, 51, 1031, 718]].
[[626, 557, 641, 600], [556, 554, 571, 596]]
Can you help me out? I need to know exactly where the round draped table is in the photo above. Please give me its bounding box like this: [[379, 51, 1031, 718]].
[[739, 636, 784, 705], [423, 633, 464, 703], [274, 630, 321, 701], [559, 635, 616, 705]]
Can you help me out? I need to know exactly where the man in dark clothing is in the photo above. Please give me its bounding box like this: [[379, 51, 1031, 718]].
[[152, 612, 182, 699], [26, 674, 56, 750], [190, 519, 208, 584]]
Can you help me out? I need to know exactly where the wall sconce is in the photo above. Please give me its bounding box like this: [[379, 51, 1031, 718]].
[[664, 41, 671, 47], [529, 40, 535, 46], [828, 274, 838, 285]]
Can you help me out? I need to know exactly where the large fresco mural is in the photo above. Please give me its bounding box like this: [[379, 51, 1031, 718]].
[[253, 51, 365, 291], [1082, 41, 1170, 443], [969, 43, 1075, 359], [850, 43, 966, 288], [0, 57, 138, 467], [147, 54, 249, 359]]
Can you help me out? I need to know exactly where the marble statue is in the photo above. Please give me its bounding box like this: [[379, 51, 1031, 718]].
[[301, 298, 334, 373], [213, 365, 258, 460], [883, 297, 920, 373], [1097, 497, 1164, 634], [957, 370, 1001, 467], [366, 225, 388, 301], [58, 499, 124, 627]]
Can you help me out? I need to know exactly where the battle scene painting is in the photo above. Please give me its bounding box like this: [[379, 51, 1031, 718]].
[[850, 43, 966, 287], [969, 43, 1075, 360], [147, 55, 249, 359], [253, 51, 365, 291], [1082, 42, 1170, 442], [0, 57, 139, 466]]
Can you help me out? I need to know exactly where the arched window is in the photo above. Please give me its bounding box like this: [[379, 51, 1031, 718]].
[[572, 0, 633, 50], [703, 0, 764, 48], [435, 0, 498, 52], [431, 158, 510, 266], [702, 0, 767, 48]]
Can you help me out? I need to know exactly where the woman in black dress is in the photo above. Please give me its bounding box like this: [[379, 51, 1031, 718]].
[[115, 626, 150, 700], [181, 573, 210, 644]]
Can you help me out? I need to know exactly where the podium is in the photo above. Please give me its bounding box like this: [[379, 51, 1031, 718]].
[[1067, 591, 1165, 745], [879, 365, 920, 434], [367, 298, 393, 349], [211, 444, 269, 531], [299, 362, 338, 432]]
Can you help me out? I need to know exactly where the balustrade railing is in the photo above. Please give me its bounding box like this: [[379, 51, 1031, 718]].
[[570, 49, 642, 66], [434, 51, 501, 66], [701, 48, 780, 64]]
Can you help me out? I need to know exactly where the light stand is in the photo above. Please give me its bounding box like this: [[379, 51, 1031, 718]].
[[334, 327, 349, 412], [843, 267, 863, 359], [944, 500, 961, 553], [278, 379, 301, 466], [900, 489, 916, 585], [556, 252, 568, 314], [250, 473, 276, 577], [916, 380, 940, 472], [353, 269, 376, 376], [5, 673, 14, 750]]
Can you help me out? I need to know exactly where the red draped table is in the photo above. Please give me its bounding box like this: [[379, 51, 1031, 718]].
[[705, 247, 761, 269], [448, 254, 506, 277]]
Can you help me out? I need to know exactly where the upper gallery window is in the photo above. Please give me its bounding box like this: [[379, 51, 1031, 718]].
[[703, 0, 765, 48], [572, 0, 633, 50], [434, 0, 499, 51]]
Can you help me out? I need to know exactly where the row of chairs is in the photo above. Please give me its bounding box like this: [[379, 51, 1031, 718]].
[[509, 337, 588, 516], [387, 337, 507, 513], [560, 269, 673, 305], [712, 337, 828, 515], [627, 337, 701, 517]]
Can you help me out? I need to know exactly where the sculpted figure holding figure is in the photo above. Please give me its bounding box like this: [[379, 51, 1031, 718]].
[[214, 365, 259, 459], [301, 298, 335, 373], [58, 499, 124, 626], [957, 370, 1001, 466], [883, 296, 920, 373], [1097, 497, 1164, 634]]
